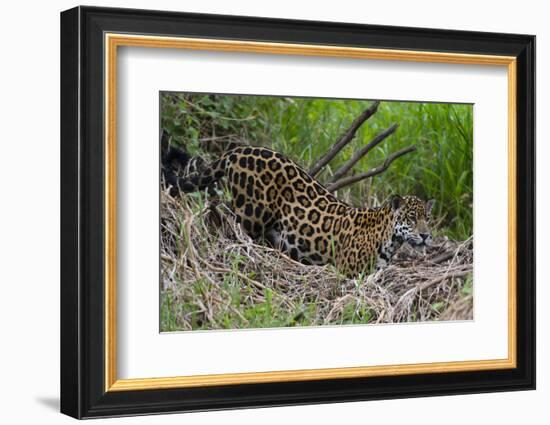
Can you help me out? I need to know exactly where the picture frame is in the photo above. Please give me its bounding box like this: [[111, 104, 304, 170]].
[[60, 5, 535, 419]]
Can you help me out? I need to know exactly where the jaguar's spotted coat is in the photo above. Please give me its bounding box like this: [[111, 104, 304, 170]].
[[166, 146, 434, 276]]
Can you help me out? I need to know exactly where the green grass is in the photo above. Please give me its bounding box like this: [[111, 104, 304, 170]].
[[160, 277, 375, 332], [162, 93, 472, 240], [160, 278, 377, 332], [461, 273, 474, 296]]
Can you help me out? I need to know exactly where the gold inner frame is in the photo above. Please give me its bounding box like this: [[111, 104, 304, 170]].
[[104, 33, 518, 392]]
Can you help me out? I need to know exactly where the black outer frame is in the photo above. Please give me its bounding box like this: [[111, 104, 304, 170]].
[[60, 5, 535, 419]]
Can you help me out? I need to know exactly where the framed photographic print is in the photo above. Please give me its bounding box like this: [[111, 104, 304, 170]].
[[60, 6, 535, 419]]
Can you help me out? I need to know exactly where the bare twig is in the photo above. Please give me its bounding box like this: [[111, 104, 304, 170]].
[[328, 123, 399, 183], [308, 101, 380, 177], [326, 145, 416, 192], [430, 251, 455, 264]]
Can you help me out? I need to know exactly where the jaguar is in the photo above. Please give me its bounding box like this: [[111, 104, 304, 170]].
[[164, 145, 434, 277]]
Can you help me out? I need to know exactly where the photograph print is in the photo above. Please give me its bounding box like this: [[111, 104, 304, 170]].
[[160, 93, 473, 332]]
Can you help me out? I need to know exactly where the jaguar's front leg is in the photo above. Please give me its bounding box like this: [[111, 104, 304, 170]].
[[376, 239, 397, 271]]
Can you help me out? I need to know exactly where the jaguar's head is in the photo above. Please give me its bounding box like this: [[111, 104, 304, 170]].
[[389, 195, 435, 247]]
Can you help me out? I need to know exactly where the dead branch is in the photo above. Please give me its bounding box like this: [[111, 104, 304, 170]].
[[328, 123, 399, 183], [308, 101, 380, 177], [326, 145, 416, 192]]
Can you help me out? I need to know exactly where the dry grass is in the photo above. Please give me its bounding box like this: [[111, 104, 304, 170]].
[[160, 186, 473, 332]]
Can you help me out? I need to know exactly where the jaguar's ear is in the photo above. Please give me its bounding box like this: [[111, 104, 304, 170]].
[[426, 198, 436, 214], [389, 195, 403, 211]]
